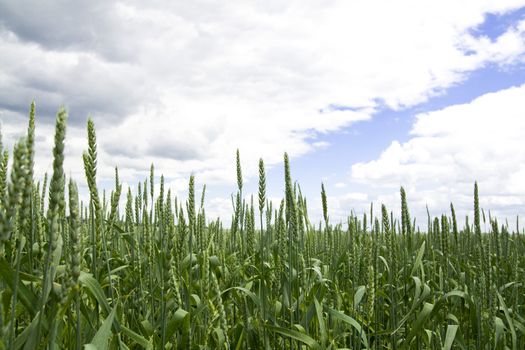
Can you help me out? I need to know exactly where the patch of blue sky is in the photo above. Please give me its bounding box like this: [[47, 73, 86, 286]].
[[471, 7, 525, 41], [274, 60, 525, 198], [319, 104, 363, 113]]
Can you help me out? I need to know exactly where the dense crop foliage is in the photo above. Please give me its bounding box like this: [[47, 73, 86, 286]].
[[0, 105, 524, 349]]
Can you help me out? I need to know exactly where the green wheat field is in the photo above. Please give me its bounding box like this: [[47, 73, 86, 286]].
[[0, 104, 524, 349]]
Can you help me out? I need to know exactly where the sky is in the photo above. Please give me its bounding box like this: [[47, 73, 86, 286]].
[[1, 0, 525, 229]]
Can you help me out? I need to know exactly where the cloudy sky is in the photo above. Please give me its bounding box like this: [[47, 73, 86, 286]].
[[1, 0, 525, 228]]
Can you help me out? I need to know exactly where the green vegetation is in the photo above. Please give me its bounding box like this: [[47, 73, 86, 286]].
[[0, 105, 524, 349]]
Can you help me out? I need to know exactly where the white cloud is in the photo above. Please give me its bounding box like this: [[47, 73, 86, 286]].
[[350, 84, 525, 225]]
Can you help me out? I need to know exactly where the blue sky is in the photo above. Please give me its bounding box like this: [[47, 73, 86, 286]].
[[293, 8, 525, 189], [290, 61, 525, 182], [1, 1, 525, 227], [235, 57, 525, 225], [230, 6, 525, 224], [475, 6, 525, 40]]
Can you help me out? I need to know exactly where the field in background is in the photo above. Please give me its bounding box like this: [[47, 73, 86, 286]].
[[0, 104, 524, 349]]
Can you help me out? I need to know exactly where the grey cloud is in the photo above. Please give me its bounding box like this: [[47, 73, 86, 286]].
[[148, 140, 206, 160], [104, 138, 206, 161], [103, 143, 139, 158], [0, 1, 130, 61], [0, 75, 146, 127], [0, 1, 228, 64], [0, 1, 157, 129], [0, 37, 151, 128], [34, 134, 46, 143]]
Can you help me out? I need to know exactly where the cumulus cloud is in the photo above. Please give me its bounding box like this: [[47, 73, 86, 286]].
[[1, 1, 525, 223], [350, 84, 525, 225]]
